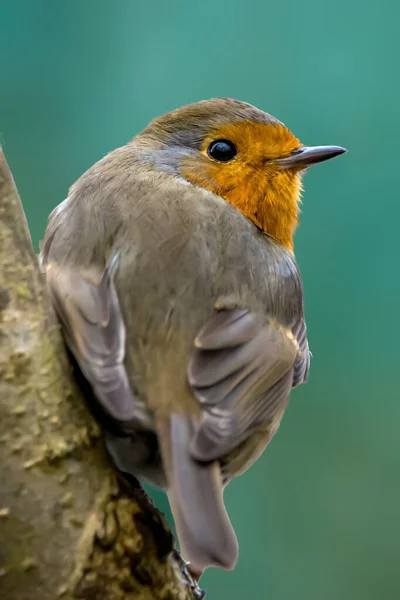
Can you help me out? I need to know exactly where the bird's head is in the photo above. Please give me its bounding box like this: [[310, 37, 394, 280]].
[[135, 98, 346, 252]]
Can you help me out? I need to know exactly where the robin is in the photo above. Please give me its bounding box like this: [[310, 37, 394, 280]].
[[40, 98, 346, 576]]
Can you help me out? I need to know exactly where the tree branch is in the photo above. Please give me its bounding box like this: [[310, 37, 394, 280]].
[[0, 149, 204, 600]]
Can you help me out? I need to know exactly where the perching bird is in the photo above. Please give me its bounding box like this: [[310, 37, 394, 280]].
[[40, 98, 346, 575]]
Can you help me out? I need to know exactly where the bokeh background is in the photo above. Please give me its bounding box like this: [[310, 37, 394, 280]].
[[1, 1, 399, 598]]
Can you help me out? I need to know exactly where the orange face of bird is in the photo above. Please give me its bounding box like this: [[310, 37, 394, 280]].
[[181, 121, 304, 252], [137, 99, 346, 252]]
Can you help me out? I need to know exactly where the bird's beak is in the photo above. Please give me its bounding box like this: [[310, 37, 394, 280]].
[[277, 145, 347, 170]]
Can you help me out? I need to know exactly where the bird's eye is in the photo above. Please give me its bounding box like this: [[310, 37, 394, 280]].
[[207, 139, 237, 162]]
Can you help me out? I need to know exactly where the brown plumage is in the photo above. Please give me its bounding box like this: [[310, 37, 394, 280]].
[[40, 98, 346, 575]]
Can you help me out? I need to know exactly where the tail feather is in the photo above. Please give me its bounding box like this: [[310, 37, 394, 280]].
[[157, 413, 238, 572]]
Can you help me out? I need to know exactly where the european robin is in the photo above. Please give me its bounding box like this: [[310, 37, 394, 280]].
[[40, 98, 346, 575]]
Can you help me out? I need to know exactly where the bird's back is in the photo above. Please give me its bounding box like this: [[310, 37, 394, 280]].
[[42, 148, 307, 479], [43, 144, 304, 411]]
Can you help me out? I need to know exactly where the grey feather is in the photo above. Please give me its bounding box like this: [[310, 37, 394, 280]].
[[45, 251, 137, 424], [292, 317, 311, 387], [188, 304, 299, 462], [105, 430, 167, 488], [194, 308, 258, 349], [160, 414, 238, 572]]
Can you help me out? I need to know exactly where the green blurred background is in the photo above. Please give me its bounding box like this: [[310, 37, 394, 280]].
[[1, 1, 399, 598]]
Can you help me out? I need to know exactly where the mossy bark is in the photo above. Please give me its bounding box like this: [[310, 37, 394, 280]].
[[0, 149, 203, 600]]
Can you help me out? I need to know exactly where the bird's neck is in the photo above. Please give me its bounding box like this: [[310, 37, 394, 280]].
[[187, 169, 302, 252], [225, 173, 302, 252]]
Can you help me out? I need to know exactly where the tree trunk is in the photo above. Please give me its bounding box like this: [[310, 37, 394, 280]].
[[0, 149, 203, 600]]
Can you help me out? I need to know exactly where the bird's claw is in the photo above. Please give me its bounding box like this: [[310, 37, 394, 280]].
[[173, 550, 206, 599]]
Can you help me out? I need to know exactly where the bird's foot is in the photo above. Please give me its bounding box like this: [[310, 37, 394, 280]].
[[173, 550, 205, 599]]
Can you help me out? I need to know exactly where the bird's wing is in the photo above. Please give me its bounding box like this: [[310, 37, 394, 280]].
[[44, 251, 136, 424], [187, 297, 309, 462], [292, 316, 311, 388]]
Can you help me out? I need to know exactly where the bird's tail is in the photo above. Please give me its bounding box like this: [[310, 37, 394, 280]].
[[156, 412, 238, 573]]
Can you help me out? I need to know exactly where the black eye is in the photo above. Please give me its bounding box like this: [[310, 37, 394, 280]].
[[207, 139, 237, 162]]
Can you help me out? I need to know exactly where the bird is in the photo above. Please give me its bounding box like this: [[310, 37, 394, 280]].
[[40, 98, 346, 577]]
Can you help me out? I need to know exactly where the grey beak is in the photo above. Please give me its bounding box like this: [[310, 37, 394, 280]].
[[277, 145, 347, 169]]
